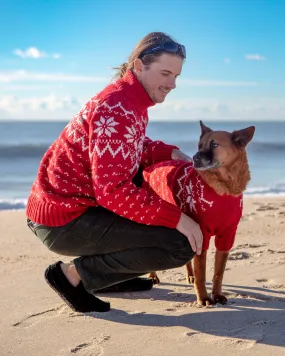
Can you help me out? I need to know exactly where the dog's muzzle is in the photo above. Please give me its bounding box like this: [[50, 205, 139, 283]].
[[193, 151, 220, 170]]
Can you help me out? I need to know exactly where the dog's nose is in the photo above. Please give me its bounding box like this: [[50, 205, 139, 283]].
[[193, 153, 201, 163]]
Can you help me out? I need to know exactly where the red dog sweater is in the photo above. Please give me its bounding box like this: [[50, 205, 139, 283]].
[[143, 160, 243, 251]]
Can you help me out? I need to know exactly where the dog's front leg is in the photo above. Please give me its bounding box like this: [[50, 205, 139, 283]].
[[185, 261, 194, 284], [148, 271, 160, 284], [193, 251, 214, 306], [212, 250, 229, 304]]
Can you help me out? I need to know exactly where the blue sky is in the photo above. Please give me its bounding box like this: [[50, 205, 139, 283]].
[[0, 0, 284, 121]]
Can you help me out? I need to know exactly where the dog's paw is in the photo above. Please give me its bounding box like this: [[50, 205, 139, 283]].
[[186, 276, 195, 284], [152, 275, 160, 284], [197, 296, 215, 307], [212, 294, 228, 305], [148, 273, 160, 284]]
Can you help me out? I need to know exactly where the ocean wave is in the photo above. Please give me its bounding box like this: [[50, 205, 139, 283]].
[[0, 143, 50, 159], [244, 182, 285, 197], [0, 199, 27, 211], [1, 140, 285, 159]]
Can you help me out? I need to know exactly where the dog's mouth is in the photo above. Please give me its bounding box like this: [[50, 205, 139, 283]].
[[192, 153, 222, 171], [194, 160, 221, 171]]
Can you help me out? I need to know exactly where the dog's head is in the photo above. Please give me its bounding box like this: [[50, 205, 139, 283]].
[[193, 121, 255, 171]]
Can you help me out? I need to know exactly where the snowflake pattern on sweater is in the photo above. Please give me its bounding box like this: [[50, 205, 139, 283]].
[[143, 160, 243, 251], [26, 71, 181, 227]]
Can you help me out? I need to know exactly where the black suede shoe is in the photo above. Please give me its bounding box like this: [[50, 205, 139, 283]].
[[44, 261, 110, 313], [96, 277, 154, 293]]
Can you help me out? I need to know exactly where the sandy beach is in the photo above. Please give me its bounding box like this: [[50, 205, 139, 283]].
[[1, 197, 285, 356]]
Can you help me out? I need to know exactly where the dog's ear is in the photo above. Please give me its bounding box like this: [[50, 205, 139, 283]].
[[231, 126, 255, 147], [200, 120, 212, 137]]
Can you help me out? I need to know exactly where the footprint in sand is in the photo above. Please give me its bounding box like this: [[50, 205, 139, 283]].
[[127, 311, 146, 316], [185, 320, 268, 350], [256, 204, 279, 212], [235, 243, 267, 249], [67, 335, 110, 356], [256, 278, 268, 282], [230, 248, 285, 261], [241, 212, 256, 221], [228, 252, 251, 260], [268, 284, 285, 290], [169, 301, 193, 310], [256, 278, 285, 290], [12, 305, 68, 328], [260, 249, 285, 255]]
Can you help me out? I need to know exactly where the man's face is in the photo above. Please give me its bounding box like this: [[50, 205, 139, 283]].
[[134, 53, 183, 103]]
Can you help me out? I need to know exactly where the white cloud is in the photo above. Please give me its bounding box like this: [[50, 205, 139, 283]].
[[13, 47, 61, 59], [178, 79, 259, 87], [149, 98, 285, 121], [223, 58, 230, 64], [0, 70, 109, 83], [0, 95, 284, 121], [14, 47, 46, 59], [0, 94, 83, 120], [2, 85, 48, 91], [245, 54, 266, 61], [0, 71, 262, 87], [0, 107, 10, 119]]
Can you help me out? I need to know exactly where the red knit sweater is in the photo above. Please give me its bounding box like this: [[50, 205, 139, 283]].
[[26, 70, 182, 228], [143, 160, 243, 251]]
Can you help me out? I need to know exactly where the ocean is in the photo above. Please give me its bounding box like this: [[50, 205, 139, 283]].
[[1, 120, 285, 211]]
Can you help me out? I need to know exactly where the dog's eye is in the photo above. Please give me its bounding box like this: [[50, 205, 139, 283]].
[[210, 141, 219, 149]]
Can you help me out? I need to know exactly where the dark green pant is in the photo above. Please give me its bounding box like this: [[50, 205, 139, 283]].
[[28, 207, 194, 294]]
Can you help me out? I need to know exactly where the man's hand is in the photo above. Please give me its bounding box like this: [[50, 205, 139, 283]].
[[171, 149, 193, 162], [176, 213, 203, 255]]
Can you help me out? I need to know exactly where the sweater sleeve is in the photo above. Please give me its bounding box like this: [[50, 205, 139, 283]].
[[140, 136, 179, 167], [214, 225, 238, 252], [89, 105, 181, 228], [214, 206, 242, 251]]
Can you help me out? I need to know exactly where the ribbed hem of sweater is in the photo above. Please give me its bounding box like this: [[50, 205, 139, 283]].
[[26, 195, 88, 227], [26, 194, 181, 229]]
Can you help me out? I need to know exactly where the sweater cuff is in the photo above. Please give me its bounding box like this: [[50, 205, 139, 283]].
[[152, 145, 179, 163], [156, 200, 182, 228]]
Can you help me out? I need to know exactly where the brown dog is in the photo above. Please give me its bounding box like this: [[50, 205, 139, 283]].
[[143, 121, 255, 306]]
